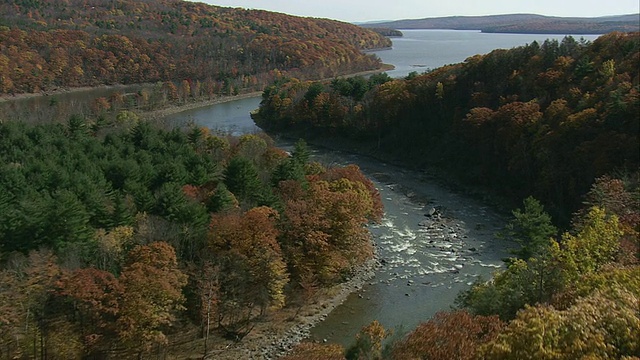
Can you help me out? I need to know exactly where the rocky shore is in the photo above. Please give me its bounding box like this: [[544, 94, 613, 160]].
[[203, 257, 380, 360]]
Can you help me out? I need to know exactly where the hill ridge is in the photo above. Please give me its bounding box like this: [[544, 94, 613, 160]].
[[360, 13, 640, 34]]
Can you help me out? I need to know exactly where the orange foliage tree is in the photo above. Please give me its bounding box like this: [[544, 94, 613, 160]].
[[208, 206, 289, 336], [391, 311, 504, 360], [116, 242, 187, 352], [279, 175, 379, 285], [58, 267, 124, 353]]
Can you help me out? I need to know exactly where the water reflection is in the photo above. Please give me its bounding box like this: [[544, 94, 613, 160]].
[[164, 97, 262, 136]]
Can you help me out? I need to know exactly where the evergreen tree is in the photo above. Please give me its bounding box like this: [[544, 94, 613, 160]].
[[208, 183, 237, 213], [291, 139, 310, 165], [111, 193, 134, 228], [271, 159, 305, 188], [502, 196, 557, 261], [46, 190, 93, 249], [223, 157, 264, 206]]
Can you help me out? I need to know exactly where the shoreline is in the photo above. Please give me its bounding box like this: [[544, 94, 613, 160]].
[[202, 256, 380, 359], [0, 64, 395, 106], [0, 65, 396, 359], [0, 83, 153, 102], [143, 65, 396, 122], [141, 91, 264, 122]]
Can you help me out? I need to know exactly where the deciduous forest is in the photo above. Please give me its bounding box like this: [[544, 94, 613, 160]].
[[0, 0, 389, 95]]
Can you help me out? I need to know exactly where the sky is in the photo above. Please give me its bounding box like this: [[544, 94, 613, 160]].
[[192, 0, 640, 23]]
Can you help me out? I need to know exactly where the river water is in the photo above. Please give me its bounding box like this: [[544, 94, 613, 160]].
[[168, 100, 511, 347], [166, 29, 602, 348]]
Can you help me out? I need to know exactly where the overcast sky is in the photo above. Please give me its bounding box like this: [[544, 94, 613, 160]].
[[192, 0, 640, 23]]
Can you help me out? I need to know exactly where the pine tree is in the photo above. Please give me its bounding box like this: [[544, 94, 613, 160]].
[[502, 196, 557, 261]]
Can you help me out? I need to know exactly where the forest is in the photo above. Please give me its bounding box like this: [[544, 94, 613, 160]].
[[0, 118, 383, 358], [254, 31, 640, 359], [0, 0, 397, 357], [0, 0, 638, 357], [0, 0, 390, 95], [281, 182, 639, 359], [254, 31, 640, 223]]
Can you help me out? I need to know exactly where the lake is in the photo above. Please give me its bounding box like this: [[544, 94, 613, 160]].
[[376, 29, 600, 78]]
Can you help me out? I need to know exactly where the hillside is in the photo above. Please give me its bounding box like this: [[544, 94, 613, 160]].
[[0, 0, 390, 95], [361, 13, 640, 34]]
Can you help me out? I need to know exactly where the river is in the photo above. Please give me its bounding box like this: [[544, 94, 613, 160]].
[[304, 148, 511, 345], [164, 29, 603, 349], [166, 97, 511, 348]]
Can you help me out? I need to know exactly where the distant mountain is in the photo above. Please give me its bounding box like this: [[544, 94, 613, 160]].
[[360, 14, 640, 34]]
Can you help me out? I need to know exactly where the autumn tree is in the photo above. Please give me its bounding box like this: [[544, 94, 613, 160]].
[[391, 311, 504, 360], [346, 320, 390, 360], [319, 165, 383, 222], [0, 266, 26, 358], [117, 242, 187, 353], [280, 177, 377, 285], [93, 225, 134, 273], [480, 289, 640, 360], [580, 174, 640, 264], [551, 265, 640, 310], [208, 207, 289, 337], [549, 206, 622, 286], [57, 267, 124, 354], [0, 250, 63, 359]]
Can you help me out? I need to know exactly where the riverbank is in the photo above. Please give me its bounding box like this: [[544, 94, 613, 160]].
[[162, 120, 510, 357], [268, 128, 515, 216], [0, 63, 394, 106], [143, 64, 395, 123], [192, 257, 380, 360], [0, 83, 152, 102], [155, 79, 510, 357], [142, 91, 264, 123]]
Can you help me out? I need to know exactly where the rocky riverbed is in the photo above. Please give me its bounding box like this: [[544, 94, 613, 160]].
[[303, 146, 512, 347]]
